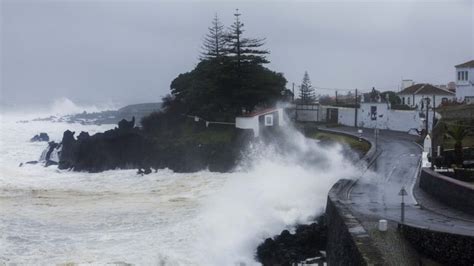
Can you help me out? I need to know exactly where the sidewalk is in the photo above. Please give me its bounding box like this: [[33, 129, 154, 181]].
[[413, 176, 474, 223]]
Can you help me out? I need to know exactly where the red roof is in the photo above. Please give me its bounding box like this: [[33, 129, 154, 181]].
[[398, 83, 454, 96], [240, 108, 279, 117]]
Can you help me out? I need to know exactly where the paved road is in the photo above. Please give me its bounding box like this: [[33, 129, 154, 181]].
[[327, 126, 474, 236]]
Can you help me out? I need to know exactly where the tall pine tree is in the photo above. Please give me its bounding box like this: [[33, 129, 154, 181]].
[[225, 9, 269, 68], [299, 71, 316, 104], [201, 14, 227, 60]]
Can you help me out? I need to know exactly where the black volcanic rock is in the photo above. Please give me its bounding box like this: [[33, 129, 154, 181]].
[[256, 216, 327, 266], [53, 117, 253, 173], [118, 116, 135, 130], [30, 133, 49, 142]]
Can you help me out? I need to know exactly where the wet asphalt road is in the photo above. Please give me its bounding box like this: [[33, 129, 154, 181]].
[[329, 127, 474, 236]]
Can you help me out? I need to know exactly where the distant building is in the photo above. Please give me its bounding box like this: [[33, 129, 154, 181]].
[[447, 81, 456, 92], [455, 60, 474, 104], [398, 83, 455, 108], [401, 79, 415, 90], [235, 108, 286, 137]]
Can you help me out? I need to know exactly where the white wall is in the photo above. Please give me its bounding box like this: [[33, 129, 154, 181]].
[[337, 107, 356, 126], [357, 103, 389, 129], [331, 103, 434, 133], [296, 109, 319, 122], [399, 94, 455, 108], [235, 117, 259, 137], [456, 67, 474, 102], [235, 108, 287, 137]]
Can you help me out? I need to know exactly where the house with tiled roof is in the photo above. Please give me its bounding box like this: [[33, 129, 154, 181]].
[[455, 60, 474, 104], [398, 83, 455, 108], [235, 107, 287, 137]]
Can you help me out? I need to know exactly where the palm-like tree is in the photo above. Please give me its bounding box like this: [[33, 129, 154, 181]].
[[445, 123, 471, 166]]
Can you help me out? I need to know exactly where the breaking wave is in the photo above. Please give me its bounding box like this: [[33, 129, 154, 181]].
[[0, 114, 361, 265]]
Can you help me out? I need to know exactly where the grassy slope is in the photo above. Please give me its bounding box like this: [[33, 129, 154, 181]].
[[310, 131, 371, 155]]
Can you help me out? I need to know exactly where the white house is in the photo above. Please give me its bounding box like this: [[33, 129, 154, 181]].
[[398, 83, 455, 109], [455, 60, 474, 104], [235, 108, 286, 137]]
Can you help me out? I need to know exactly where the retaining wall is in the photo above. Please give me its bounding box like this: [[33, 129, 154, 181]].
[[419, 168, 474, 215], [326, 180, 385, 266], [400, 223, 474, 265]]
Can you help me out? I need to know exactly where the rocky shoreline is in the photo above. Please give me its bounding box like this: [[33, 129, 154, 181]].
[[256, 215, 327, 265], [38, 116, 253, 173]]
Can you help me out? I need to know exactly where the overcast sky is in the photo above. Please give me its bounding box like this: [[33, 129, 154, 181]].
[[1, 0, 473, 107]]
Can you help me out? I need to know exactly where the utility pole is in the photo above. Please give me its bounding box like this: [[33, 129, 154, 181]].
[[425, 97, 429, 135], [355, 88, 358, 127]]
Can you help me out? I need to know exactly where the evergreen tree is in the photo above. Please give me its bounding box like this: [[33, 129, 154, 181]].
[[201, 14, 227, 59], [225, 9, 269, 68], [168, 11, 287, 118], [298, 71, 316, 104]]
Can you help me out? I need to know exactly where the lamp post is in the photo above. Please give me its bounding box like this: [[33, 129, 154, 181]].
[[399, 186, 408, 224]]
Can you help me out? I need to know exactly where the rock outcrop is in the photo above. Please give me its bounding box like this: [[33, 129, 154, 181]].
[[256, 216, 327, 265], [30, 133, 49, 142], [50, 117, 252, 173]]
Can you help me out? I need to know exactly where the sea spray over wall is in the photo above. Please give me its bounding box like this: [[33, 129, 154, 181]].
[[1, 109, 364, 265], [194, 126, 363, 265]]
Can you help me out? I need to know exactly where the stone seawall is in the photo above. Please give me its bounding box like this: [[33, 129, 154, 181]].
[[419, 168, 474, 215], [325, 180, 385, 266], [400, 223, 474, 265], [323, 127, 385, 265]]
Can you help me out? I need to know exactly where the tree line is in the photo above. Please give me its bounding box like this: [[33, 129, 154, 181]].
[[165, 10, 288, 121]]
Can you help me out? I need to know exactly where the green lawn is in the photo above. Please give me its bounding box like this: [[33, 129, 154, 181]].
[[309, 131, 371, 155]]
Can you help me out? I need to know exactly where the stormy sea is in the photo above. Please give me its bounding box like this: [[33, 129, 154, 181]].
[[0, 99, 360, 265]]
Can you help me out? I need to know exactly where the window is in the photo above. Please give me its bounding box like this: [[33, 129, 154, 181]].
[[408, 97, 411, 105], [402, 97, 405, 105], [264, 114, 273, 126], [459, 71, 469, 81]]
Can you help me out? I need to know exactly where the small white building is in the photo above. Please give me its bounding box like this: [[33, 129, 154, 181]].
[[401, 79, 415, 90], [455, 60, 474, 104], [235, 108, 286, 137], [398, 83, 455, 108]]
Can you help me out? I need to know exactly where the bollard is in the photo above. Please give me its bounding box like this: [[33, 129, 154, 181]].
[[378, 219, 388, 232]]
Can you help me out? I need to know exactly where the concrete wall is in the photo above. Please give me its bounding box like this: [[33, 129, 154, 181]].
[[337, 107, 356, 127], [326, 180, 386, 266], [235, 116, 259, 137], [329, 103, 434, 133], [400, 223, 474, 265], [357, 102, 389, 129], [419, 168, 474, 215], [386, 110, 431, 132], [296, 109, 319, 122]]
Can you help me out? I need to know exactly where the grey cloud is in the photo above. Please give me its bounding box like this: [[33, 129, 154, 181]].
[[1, 0, 472, 107]]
